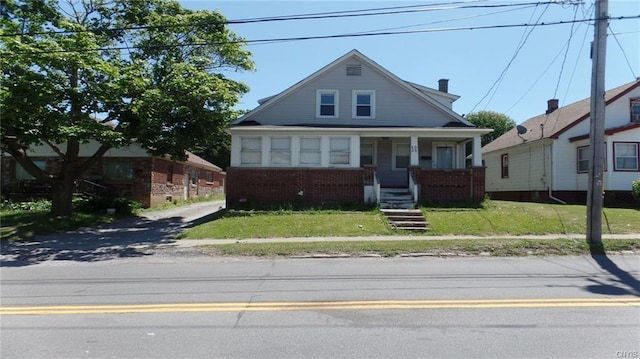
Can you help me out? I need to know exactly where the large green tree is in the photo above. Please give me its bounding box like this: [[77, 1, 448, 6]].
[[1, 0, 253, 216], [465, 110, 516, 146]]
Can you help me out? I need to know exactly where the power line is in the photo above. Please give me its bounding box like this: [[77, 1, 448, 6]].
[[608, 23, 638, 79], [8, 15, 639, 56], [0, 0, 581, 38], [553, 1, 580, 99], [469, 2, 552, 114]]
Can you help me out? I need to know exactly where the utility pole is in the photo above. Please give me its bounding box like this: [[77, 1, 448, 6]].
[[586, 0, 608, 247]]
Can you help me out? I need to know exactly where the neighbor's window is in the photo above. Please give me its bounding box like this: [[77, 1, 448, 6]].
[[240, 137, 262, 165], [317, 90, 338, 118], [300, 137, 321, 166], [614, 142, 639, 171], [630, 98, 640, 122], [270, 137, 291, 166], [329, 137, 351, 165], [360, 141, 374, 166], [353, 90, 375, 119], [167, 164, 174, 183], [103, 162, 134, 180], [577, 146, 590, 173], [15, 160, 46, 180], [501, 154, 509, 178]]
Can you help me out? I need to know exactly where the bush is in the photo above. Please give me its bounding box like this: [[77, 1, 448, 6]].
[[1, 199, 52, 212], [73, 196, 141, 215], [632, 179, 640, 203]]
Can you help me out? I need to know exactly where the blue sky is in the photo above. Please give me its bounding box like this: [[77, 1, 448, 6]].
[[182, 1, 639, 124]]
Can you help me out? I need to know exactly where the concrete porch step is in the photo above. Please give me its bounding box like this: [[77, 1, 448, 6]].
[[380, 209, 429, 232]]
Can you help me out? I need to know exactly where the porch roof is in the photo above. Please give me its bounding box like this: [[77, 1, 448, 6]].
[[227, 125, 492, 138]]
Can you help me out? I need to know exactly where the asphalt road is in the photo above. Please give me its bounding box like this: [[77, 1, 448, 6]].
[[1, 254, 639, 359]]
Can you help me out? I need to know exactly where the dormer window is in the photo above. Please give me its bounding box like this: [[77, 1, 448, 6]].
[[631, 98, 640, 122], [353, 90, 375, 119], [317, 90, 338, 118]]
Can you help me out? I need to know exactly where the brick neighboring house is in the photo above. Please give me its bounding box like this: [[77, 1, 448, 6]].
[[482, 79, 640, 204], [1, 141, 225, 208], [225, 50, 492, 208]]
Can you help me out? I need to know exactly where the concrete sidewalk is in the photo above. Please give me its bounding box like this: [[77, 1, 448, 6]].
[[168, 233, 640, 247]]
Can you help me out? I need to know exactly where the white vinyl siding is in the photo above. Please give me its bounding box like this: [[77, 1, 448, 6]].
[[241, 137, 262, 165], [329, 137, 351, 166], [300, 137, 321, 166], [270, 137, 291, 166]]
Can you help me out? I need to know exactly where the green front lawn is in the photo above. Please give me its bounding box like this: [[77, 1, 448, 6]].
[[180, 201, 640, 239]]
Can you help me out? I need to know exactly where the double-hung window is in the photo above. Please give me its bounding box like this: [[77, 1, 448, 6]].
[[360, 141, 374, 166], [614, 142, 639, 171], [317, 90, 338, 118], [300, 137, 321, 166], [353, 90, 375, 119], [103, 162, 134, 181], [15, 160, 46, 180], [330, 137, 351, 166], [240, 137, 262, 165], [501, 154, 509, 178], [631, 98, 640, 122], [577, 146, 590, 173], [392, 142, 410, 170], [270, 137, 291, 166]]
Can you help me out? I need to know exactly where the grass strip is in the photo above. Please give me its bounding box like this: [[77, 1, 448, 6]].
[[197, 238, 640, 258]]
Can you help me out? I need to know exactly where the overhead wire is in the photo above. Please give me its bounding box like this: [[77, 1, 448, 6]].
[[468, 2, 553, 114], [608, 23, 638, 79], [0, 0, 582, 38]]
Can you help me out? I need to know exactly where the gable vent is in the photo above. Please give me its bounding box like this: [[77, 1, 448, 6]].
[[346, 65, 362, 76]]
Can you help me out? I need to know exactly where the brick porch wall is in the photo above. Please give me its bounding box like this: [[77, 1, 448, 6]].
[[410, 167, 486, 203], [226, 167, 365, 208]]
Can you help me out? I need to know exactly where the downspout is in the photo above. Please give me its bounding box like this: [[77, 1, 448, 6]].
[[546, 141, 566, 204]]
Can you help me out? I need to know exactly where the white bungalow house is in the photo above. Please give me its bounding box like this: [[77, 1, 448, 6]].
[[225, 50, 491, 208], [483, 79, 640, 205]]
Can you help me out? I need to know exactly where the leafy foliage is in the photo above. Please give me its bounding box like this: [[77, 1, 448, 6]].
[[632, 178, 640, 203], [0, 0, 254, 216], [465, 110, 516, 146]]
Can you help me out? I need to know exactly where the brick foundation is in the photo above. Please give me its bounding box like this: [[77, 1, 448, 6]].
[[226, 167, 365, 208], [410, 167, 486, 203]]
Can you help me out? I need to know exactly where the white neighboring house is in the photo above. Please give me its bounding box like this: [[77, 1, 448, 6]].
[[483, 79, 640, 204], [224, 49, 492, 208]]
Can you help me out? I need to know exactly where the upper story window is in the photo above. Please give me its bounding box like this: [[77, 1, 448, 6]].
[[631, 98, 640, 122], [353, 90, 375, 119], [240, 137, 262, 165], [300, 137, 321, 166], [614, 142, 639, 171], [317, 90, 338, 118], [270, 137, 291, 166]]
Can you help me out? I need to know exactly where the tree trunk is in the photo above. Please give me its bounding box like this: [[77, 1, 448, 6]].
[[50, 178, 75, 217]]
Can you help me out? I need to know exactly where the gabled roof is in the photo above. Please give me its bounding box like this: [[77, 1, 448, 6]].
[[231, 49, 473, 127], [184, 151, 223, 172], [483, 79, 640, 154]]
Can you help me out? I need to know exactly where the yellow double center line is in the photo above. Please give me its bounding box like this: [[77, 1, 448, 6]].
[[2, 297, 639, 315]]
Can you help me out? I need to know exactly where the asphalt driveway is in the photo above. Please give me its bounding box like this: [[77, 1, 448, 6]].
[[0, 200, 226, 267]]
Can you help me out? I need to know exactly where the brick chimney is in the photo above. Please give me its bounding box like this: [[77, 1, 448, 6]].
[[546, 99, 559, 114], [438, 79, 449, 93]]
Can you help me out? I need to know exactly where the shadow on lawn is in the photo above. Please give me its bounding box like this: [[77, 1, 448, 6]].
[[0, 215, 189, 267], [585, 244, 640, 296]]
